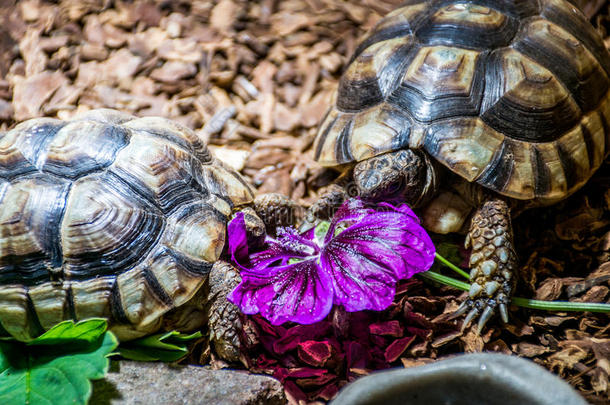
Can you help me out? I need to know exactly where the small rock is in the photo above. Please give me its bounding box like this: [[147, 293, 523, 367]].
[[91, 361, 286, 405]]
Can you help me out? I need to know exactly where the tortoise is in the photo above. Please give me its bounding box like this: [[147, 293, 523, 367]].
[[0, 108, 288, 360], [309, 0, 610, 330]]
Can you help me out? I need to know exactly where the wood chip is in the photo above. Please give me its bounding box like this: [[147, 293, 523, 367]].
[[150, 61, 197, 83], [11, 71, 67, 120]]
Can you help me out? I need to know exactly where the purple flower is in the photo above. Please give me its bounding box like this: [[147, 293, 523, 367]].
[[227, 198, 435, 325]]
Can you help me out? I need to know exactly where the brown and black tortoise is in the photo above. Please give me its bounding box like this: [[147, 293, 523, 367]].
[[0, 109, 294, 360], [309, 0, 610, 331]]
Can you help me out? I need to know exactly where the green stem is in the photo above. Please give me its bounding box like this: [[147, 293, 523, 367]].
[[435, 252, 470, 279], [419, 271, 610, 314], [511, 297, 610, 313], [419, 270, 470, 291]]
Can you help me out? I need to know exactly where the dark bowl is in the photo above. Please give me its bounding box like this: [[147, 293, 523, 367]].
[[331, 353, 588, 405]]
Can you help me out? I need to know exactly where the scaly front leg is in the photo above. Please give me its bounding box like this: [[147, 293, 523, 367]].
[[206, 260, 243, 362], [454, 198, 517, 332]]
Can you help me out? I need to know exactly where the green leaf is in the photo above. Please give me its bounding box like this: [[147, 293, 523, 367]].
[[28, 318, 108, 346], [0, 320, 118, 405], [118, 330, 202, 362]]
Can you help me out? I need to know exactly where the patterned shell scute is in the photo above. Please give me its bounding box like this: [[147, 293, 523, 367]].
[[0, 109, 254, 341], [314, 0, 610, 203]]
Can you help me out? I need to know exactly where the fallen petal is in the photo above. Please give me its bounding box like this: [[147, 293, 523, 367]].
[[228, 259, 333, 325], [298, 340, 334, 367], [345, 341, 369, 371], [369, 320, 404, 337], [281, 380, 308, 403], [384, 336, 416, 363], [286, 367, 329, 379], [273, 322, 332, 354], [313, 382, 341, 402]]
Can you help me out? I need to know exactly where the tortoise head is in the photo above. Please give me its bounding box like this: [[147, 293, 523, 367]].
[[353, 149, 438, 207]]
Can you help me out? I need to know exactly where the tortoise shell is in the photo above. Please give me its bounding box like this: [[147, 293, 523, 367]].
[[0, 109, 254, 340], [314, 0, 610, 204]]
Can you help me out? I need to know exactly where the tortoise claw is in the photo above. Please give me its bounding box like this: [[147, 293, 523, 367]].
[[462, 307, 479, 331], [450, 300, 470, 320], [499, 302, 509, 324], [477, 305, 495, 334]]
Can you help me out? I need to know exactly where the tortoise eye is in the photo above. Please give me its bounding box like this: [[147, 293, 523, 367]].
[[385, 177, 404, 197]]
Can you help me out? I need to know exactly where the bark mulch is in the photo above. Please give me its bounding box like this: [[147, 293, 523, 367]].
[[1, 0, 609, 404]]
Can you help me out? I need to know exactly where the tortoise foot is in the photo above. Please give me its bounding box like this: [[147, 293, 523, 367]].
[[454, 198, 517, 332], [207, 261, 243, 362], [454, 289, 511, 333]]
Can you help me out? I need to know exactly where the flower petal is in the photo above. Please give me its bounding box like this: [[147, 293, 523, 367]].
[[321, 239, 398, 311], [228, 259, 334, 325], [229, 213, 320, 276], [324, 198, 373, 244], [322, 201, 435, 312], [249, 227, 319, 270], [346, 210, 435, 278], [227, 212, 250, 265], [369, 320, 404, 337], [379, 201, 420, 221], [228, 198, 435, 326]]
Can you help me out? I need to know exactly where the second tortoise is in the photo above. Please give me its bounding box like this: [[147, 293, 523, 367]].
[[0, 109, 291, 360], [310, 0, 610, 330]]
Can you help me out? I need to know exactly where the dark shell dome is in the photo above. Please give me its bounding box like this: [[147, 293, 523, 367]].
[[314, 0, 610, 203], [0, 109, 254, 340]]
